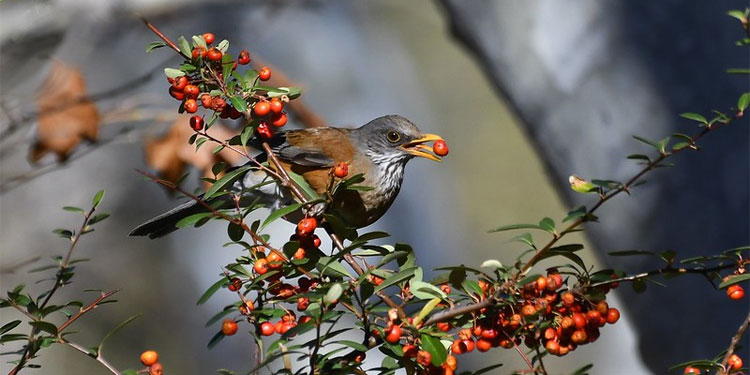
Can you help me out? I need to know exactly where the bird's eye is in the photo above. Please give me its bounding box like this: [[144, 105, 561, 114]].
[[386, 131, 401, 143]]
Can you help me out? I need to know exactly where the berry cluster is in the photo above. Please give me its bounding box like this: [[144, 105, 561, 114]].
[[158, 32, 296, 140]]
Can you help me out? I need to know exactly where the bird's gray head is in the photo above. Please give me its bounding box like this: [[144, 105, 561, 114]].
[[352, 115, 444, 167]]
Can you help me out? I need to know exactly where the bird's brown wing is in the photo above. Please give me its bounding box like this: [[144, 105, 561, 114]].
[[259, 127, 358, 195]]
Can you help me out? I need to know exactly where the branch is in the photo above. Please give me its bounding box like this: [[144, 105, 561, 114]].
[[57, 290, 119, 334], [717, 313, 750, 375], [61, 339, 120, 375]]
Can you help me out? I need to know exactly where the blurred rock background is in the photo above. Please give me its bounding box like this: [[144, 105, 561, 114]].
[[0, 1, 746, 374]]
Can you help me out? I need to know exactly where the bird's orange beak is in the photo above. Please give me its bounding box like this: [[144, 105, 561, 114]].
[[401, 133, 444, 162]]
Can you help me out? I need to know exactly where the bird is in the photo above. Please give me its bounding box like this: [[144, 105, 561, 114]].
[[129, 114, 444, 239]]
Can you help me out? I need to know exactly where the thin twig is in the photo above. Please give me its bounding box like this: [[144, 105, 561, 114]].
[[57, 290, 119, 333], [61, 339, 120, 375], [717, 313, 750, 375]]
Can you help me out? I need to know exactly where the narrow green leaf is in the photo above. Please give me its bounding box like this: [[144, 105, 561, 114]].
[[679, 112, 707, 124], [98, 314, 140, 356], [373, 268, 417, 293], [92, 190, 105, 208], [488, 223, 543, 233], [63, 206, 84, 214], [176, 212, 214, 228], [719, 274, 750, 289], [0, 320, 21, 335], [164, 67, 185, 79], [539, 217, 555, 233], [197, 278, 229, 305], [145, 41, 166, 53], [204, 166, 252, 200], [632, 135, 660, 149], [324, 283, 343, 305], [261, 203, 303, 230], [737, 92, 750, 111], [29, 321, 58, 335]]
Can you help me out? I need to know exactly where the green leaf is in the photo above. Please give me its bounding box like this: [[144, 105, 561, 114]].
[[88, 213, 109, 225], [191, 35, 207, 49], [63, 206, 84, 214], [727, 68, 750, 74], [0, 320, 21, 335], [287, 170, 320, 201], [176, 36, 191, 57], [474, 364, 504, 375], [608, 250, 658, 258], [204, 166, 252, 200], [480, 259, 503, 269], [164, 67, 185, 79], [317, 257, 353, 279], [145, 41, 166, 53], [324, 283, 343, 305], [197, 278, 229, 305], [626, 154, 650, 161], [29, 321, 58, 335], [373, 268, 417, 293], [227, 222, 244, 242], [240, 124, 254, 147], [727, 10, 748, 22], [488, 223, 543, 233], [216, 39, 229, 53], [632, 135, 660, 149], [539, 217, 555, 233], [409, 280, 446, 300], [53, 229, 73, 239], [98, 314, 140, 356], [337, 340, 368, 352], [719, 274, 750, 289], [207, 330, 225, 349], [261, 203, 303, 230], [420, 334, 447, 366], [563, 206, 587, 223], [176, 212, 214, 228], [679, 112, 707, 124], [570, 364, 594, 375], [92, 190, 105, 208], [738, 92, 750, 111]]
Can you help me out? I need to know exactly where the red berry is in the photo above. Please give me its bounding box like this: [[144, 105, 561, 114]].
[[222, 319, 238, 335], [545, 340, 560, 355], [269, 98, 283, 114], [260, 321, 275, 336], [149, 363, 163, 375], [437, 322, 451, 332], [257, 122, 273, 139], [476, 338, 492, 352], [270, 112, 288, 127], [253, 258, 269, 275], [211, 97, 226, 112], [238, 50, 251, 65], [183, 84, 199, 98], [293, 247, 306, 260], [727, 284, 745, 300], [184, 99, 198, 113], [683, 366, 701, 374], [192, 46, 207, 59], [227, 277, 241, 292], [169, 86, 185, 101], [266, 252, 284, 269], [402, 344, 418, 358], [172, 76, 188, 90], [297, 217, 317, 235], [384, 324, 401, 344], [606, 308, 620, 324], [416, 350, 431, 367], [140, 350, 158, 366], [207, 48, 222, 61], [433, 139, 449, 156], [254, 101, 271, 116], [258, 67, 271, 81], [199, 94, 213, 108], [202, 33, 215, 45], [729, 354, 743, 370], [188, 116, 204, 132], [297, 297, 309, 311]]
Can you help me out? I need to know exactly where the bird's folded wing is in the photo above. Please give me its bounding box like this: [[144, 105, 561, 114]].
[[258, 128, 354, 168]]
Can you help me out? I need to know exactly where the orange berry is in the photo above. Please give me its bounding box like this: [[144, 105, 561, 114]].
[[297, 217, 317, 235], [199, 94, 213, 108], [606, 308, 620, 324], [253, 258, 269, 274], [293, 247, 306, 260], [433, 139, 449, 156], [561, 292, 575, 306], [521, 304, 537, 317], [416, 350, 432, 367], [206, 48, 222, 61], [535, 276, 547, 291], [476, 338, 491, 352], [258, 67, 271, 81], [402, 344, 418, 358], [222, 319, 238, 335], [682, 366, 701, 374], [571, 329, 587, 344], [202, 33, 215, 45], [184, 99, 198, 113], [260, 321, 275, 336], [727, 284, 745, 300], [140, 350, 159, 366], [729, 354, 743, 370], [192, 46, 207, 59], [437, 322, 451, 332], [227, 277, 241, 292], [169, 86, 185, 101], [572, 313, 587, 329], [297, 297, 309, 311], [270, 112, 288, 127], [384, 324, 401, 344], [172, 76, 188, 90], [440, 284, 451, 294], [183, 84, 199, 98], [254, 101, 271, 116], [269, 98, 283, 114], [445, 355, 457, 371], [334, 162, 349, 178], [545, 340, 560, 355], [266, 251, 284, 269]]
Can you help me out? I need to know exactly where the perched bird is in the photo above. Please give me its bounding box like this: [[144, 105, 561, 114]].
[[130, 115, 444, 238]]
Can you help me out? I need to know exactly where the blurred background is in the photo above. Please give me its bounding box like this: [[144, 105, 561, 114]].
[[0, 1, 747, 374]]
